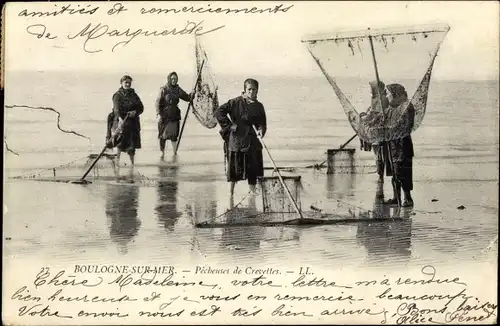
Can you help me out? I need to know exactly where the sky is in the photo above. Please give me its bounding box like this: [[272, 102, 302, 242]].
[[3, 1, 499, 80]]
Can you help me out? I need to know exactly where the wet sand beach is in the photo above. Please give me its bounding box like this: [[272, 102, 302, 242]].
[[3, 73, 498, 324], [4, 151, 498, 269]]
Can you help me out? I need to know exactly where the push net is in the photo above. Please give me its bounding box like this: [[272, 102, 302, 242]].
[[191, 35, 219, 129], [302, 23, 450, 144]]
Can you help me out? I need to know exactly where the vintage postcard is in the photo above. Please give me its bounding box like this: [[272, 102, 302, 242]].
[[2, 1, 498, 324]]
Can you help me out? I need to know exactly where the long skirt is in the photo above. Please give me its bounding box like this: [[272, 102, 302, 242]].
[[106, 112, 114, 143], [392, 157, 413, 191], [373, 142, 392, 177], [387, 136, 414, 192], [159, 120, 180, 141], [112, 118, 141, 155], [224, 142, 264, 185]]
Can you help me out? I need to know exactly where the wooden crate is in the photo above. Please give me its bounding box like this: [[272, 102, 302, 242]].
[[327, 148, 356, 174], [259, 176, 301, 213]]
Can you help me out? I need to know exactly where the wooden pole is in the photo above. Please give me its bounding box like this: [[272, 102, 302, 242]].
[[367, 28, 400, 206], [74, 116, 129, 184], [306, 133, 358, 169], [175, 59, 205, 154], [367, 29, 385, 122], [252, 125, 304, 219]]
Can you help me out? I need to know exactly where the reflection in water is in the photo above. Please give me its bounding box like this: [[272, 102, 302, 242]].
[[220, 195, 265, 251], [356, 182, 413, 260], [326, 173, 356, 200], [184, 180, 218, 254], [155, 158, 181, 232], [105, 184, 141, 255], [188, 183, 218, 222]]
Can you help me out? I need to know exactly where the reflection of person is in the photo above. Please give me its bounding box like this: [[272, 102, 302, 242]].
[[155, 72, 193, 160], [221, 195, 262, 250], [384, 84, 415, 207], [105, 185, 141, 254], [111, 75, 144, 174], [215, 78, 267, 196], [356, 188, 413, 260], [155, 159, 181, 232]]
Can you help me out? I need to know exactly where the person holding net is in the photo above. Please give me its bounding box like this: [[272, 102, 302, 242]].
[[360, 81, 415, 207], [155, 71, 194, 160], [360, 80, 391, 185], [215, 78, 267, 197], [111, 75, 144, 177], [384, 83, 415, 207]]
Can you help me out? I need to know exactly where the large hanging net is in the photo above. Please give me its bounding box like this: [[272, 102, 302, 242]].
[[302, 23, 450, 144], [191, 35, 219, 129]]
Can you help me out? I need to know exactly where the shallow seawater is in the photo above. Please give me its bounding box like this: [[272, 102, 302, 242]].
[[3, 155, 498, 271], [3, 72, 499, 271]]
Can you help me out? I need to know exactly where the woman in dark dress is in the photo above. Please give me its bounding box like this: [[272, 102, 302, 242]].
[[112, 75, 144, 175], [155, 72, 192, 160], [384, 83, 415, 207], [215, 78, 267, 196]]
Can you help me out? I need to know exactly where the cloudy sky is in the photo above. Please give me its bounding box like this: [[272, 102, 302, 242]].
[[4, 1, 499, 80]]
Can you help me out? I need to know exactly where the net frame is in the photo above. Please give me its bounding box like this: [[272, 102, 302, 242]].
[[191, 35, 219, 129], [301, 23, 450, 144]]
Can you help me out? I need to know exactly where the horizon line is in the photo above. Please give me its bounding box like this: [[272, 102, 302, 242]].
[[4, 68, 500, 83]]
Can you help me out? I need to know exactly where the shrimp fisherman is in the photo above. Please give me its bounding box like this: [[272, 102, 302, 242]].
[[384, 83, 415, 207], [362, 80, 392, 184], [111, 75, 144, 176], [215, 78, 267, 196], [359, 81, 414, 206], [155, 72, 193, 160]]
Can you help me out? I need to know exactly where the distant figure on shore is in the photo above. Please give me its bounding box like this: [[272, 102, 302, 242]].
[[111, 75, 144, 176], [384, 83, 415, 207], [155, 72, 193, 160], [215, 78, 267, 196]]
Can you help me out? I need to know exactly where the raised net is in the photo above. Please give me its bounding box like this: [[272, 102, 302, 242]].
[[302, 23, 450, 144], [191, 35, 219, 129]]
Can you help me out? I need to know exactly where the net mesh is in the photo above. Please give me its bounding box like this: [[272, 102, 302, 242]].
[[302, 23, 450, 144], [191, 35, 219, 129]]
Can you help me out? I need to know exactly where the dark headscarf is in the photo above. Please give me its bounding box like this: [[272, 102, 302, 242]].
[[167, 72, 178, 88], [386, 83, 408, 107]]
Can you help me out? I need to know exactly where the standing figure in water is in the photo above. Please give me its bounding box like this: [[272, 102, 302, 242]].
[[384, 83, 415, 207], [215, 78, 267, 196], [155, 72, 193, 160], [369, 80, 391, 184], [360, 81, 391, 186], [111, 75, 144, 176]]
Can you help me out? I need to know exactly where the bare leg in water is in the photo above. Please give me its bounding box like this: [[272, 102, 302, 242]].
[[402, 190, 414, 207], [115, 149, 122, 178], [115, 149, 135, 180], [171, 140, 177, 155], [128, 152, 135, 180], [230, 181, 236, 197], [160, 139, 166, 161], [385, 178, 401, 206], [249, 183, 257, 195]]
